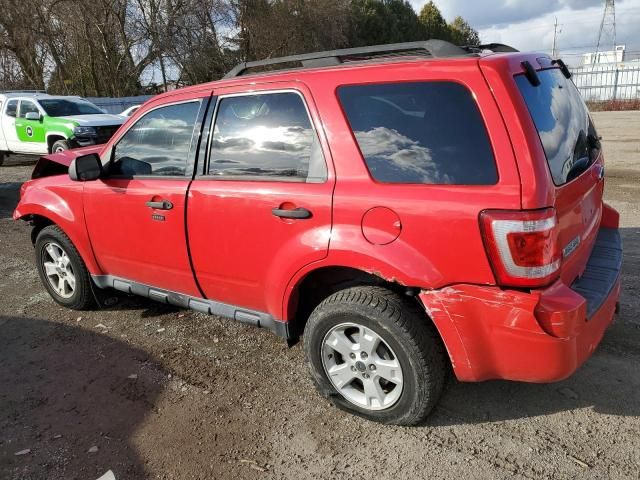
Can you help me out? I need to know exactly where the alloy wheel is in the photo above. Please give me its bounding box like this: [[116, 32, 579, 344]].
[[321, 322, 403, 410], [41, 241, 76, 299]]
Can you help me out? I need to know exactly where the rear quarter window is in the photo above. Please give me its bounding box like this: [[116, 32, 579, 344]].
[[337, 82, 498, 185]]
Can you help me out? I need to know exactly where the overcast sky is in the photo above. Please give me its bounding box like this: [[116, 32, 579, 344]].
[[413, 0, 640, 63]]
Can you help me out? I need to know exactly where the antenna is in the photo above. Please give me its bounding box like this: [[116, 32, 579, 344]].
[[595, 0, 617, 64]]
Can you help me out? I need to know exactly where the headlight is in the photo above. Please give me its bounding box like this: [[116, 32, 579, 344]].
[[73, 126, 97, 136]]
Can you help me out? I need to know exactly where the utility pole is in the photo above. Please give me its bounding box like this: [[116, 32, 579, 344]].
[[551, 17, 561, 57]]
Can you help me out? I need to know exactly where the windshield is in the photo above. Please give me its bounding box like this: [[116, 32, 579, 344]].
[[516, 68, 600, 185], [38, 99, 103, 117]]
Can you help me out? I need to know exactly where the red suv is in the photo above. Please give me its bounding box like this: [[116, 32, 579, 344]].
[[14, 41, 622, 425]]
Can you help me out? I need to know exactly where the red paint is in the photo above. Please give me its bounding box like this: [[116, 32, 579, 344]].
[[83, 178, 201, 296], [361, 207, 401, 245], [420, 278, 620, 382], [14, 52, 621, 385]]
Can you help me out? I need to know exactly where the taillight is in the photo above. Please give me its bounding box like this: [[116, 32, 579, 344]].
[[480, 208, 560, 288]]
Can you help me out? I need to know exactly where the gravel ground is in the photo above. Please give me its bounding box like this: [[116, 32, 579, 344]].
[[0, 111, 639, 480]]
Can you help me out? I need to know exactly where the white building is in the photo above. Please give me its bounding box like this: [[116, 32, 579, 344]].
[[582, 45, 625, 65]]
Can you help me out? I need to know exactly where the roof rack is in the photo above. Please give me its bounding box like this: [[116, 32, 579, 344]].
[[474, 43, 519, 53], [224, 40, 519, 78], [225, 40, 476, 79]]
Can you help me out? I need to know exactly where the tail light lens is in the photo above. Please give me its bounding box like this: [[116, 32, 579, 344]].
[[480, 208, 560, 288]]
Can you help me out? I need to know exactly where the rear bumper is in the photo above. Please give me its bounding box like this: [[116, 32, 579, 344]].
[[420, 226, 622, 383]]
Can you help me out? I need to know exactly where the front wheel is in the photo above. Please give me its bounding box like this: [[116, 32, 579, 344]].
[[303, 286, 447, 426], [51, 140, 70, 153], [35, 225, 95, 310]]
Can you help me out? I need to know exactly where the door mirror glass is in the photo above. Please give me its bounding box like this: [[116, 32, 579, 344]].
[[69, 153, 103, 181], [25, 111, 41, 121]]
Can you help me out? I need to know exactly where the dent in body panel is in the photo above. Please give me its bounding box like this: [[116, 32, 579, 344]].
[[13, 179, 103, 275]]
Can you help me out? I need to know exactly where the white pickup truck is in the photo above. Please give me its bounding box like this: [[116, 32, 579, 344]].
[[0, 91, 125, 166]]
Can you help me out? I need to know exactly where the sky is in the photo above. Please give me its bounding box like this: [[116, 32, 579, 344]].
[[415, 0, 640, 64]]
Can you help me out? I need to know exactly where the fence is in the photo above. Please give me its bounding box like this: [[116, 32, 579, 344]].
[[570, 64, 640, 101], [85, 95, 153, 114]]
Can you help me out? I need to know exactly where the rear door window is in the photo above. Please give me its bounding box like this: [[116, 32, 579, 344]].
[[337, 82, 498, 185], [208, 92, 326, 183], [516, 68, 599, 185], [5, 100, 18, 118]]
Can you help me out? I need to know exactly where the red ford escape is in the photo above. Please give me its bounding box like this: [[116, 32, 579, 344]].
[[14, 40, 622, 425]]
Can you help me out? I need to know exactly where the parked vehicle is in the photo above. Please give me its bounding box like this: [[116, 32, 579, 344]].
[[14, 40, 622, 425], [0, 92, 124, 166], [119, 105, 141, 117]]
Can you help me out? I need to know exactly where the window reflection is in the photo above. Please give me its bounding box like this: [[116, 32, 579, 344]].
[[209, 92, 326, 182], [338, 82, 498, 185], [111, 101, 200, 177], [516, 69, 596, 185]]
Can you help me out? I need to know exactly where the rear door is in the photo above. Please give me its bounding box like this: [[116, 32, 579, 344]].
[[515, 67, 604, 283], [187, 83, 334, 317], [1, 99, 20, 151], [83, 95, 210, 296]]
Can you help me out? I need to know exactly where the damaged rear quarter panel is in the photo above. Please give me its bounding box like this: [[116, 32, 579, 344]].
[[419, 285, 547, 382]]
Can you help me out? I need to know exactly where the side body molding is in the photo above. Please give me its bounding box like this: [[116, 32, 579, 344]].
[[92, 275, 290, 338]]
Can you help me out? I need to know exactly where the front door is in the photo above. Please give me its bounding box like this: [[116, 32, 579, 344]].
[[1, 99, 20, 151], [83, 97, 208, 296], [15, 100, 47, 154], [187, 85, 334, 317]]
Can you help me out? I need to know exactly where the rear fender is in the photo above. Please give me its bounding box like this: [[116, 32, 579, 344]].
[[282, 226, 446, 320], [13, 182, 102, 275]]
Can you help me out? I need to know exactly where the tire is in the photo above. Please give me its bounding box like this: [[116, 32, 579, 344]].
[[304, 286, 447, 426], [0, 152, 5, 166], [35, 225, 95, 310], [51, 140, 70, 153]]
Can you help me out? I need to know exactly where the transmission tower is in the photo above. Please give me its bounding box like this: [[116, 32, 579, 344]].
[[595, 0, 617, 63]]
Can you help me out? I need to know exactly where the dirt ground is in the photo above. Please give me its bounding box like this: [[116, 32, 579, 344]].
[[0, 111, 639, 480]]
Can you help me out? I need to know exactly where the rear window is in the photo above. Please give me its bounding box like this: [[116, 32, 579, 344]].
[[516, 68, 599, 185], [337, 82, 498, 185]]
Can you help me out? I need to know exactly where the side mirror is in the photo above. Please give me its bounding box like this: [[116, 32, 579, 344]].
[[25, 112, 41, 121], [69, 153, 103, 181]]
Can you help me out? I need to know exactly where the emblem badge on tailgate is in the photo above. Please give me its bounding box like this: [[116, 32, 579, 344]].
[[563, 235, 581, 259]]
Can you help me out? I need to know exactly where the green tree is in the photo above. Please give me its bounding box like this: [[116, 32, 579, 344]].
[[385, 0, 426, 42], [418, 1, 449, 40], [448, 15, 480, 46]]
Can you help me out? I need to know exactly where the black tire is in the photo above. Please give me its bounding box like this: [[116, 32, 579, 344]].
[[0, 152, 5, 166], [35, 225, 95, 310], [51, 140, 70, 153], [303, 286, 447, 426]]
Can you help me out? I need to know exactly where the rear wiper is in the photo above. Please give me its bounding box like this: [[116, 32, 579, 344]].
[[566, 156, 591, 182]]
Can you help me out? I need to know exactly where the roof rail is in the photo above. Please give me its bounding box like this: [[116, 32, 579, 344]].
[[474, 43, 519, 53], [0, 89, 47, 94], [224, 40, 472, 78]]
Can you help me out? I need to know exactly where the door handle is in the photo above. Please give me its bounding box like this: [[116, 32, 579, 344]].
[[145, 200, 173, 210], [272, 207, 312, 219]]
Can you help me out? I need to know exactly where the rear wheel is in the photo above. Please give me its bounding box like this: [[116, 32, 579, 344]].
[[303, 286, 447, 425], [35, 225, 95, 310], [51, 140, 70, 153]]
